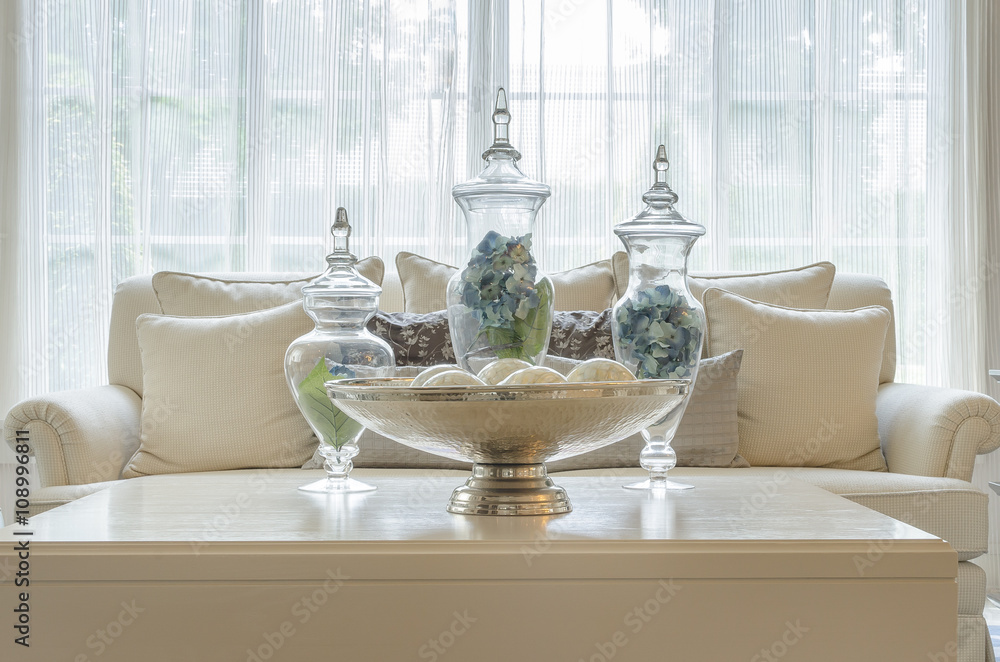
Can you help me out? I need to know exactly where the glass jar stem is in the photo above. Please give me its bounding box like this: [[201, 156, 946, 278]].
[[624, 402, 694, 491]]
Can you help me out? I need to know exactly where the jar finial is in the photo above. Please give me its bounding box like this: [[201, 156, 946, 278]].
[[327, 206, 356, 267], [482, 87, 522, 161], [653, 145, 669, 183], [642, 144, 679, 206]]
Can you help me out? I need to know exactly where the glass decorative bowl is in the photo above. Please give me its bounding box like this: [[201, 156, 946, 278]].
[[325, 378, 689, 515]]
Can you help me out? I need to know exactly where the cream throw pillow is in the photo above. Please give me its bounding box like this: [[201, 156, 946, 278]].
[[689, 262, 836, 308], [395, 251, 627, 313], [124, 300, 316, 478], [702, 288, 890, 472], [152, 257, 384, 316]]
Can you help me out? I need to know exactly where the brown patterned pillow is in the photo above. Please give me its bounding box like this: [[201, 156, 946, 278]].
[[367, 310, 455, 367], [369, 309, 618, 366], [547, 309, 615, 360]]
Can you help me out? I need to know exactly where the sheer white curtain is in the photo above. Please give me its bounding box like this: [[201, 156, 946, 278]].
[[2, 0, 998, 541]]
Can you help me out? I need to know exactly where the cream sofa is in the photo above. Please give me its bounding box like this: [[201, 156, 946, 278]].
[[6, 269, 1000, 662]]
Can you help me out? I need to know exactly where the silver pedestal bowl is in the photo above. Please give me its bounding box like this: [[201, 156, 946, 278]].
[[326, 378, 689, 516]]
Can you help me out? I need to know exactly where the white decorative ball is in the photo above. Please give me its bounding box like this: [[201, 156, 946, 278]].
[[422, 370, 486, 387], [566, 358, 637, 383], [499, 366, 568, 386], [411, 364, 464, 387], [477, 358, 532, 385]]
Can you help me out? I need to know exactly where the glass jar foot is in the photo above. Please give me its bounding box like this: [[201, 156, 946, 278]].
[[299, 445, 376, 494], [299, 476, 377, 494], [623, 477, 694, 491]]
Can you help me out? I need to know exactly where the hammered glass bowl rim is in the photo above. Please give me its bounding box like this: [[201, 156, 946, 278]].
[[325, 377, 689, 402]]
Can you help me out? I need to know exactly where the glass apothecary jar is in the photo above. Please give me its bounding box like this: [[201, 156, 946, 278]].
[[284, 207, 394, 494], [611, 146, 706, 491], [447, 88, 553, 374]]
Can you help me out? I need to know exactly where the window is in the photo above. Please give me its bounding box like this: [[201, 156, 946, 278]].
[[14, 0, 955, 394]]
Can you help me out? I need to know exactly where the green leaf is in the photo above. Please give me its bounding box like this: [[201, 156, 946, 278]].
[[295, 359, 363, 450], [513, 279, 553, 361], [485, 325, 525, 361]]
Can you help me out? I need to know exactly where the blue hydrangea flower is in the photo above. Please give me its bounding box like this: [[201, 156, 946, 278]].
[[616, 284, 701, 379], [457, 231, 550, 360]]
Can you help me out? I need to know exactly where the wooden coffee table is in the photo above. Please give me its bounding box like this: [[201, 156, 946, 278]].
[[0, 471, 956, 661]]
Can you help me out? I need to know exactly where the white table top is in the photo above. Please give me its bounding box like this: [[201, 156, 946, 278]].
[[0, 471, 952, 583], [1, 470, 935, 543]]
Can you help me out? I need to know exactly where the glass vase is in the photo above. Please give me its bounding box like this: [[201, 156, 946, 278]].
[[284, 208, 394, 494], [611, 146, 706, 491], [447, 88, 553, 374]]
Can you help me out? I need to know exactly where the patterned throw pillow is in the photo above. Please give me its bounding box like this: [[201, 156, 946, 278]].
[[367, 311, 455, 367], [368, 309, 617, 366], [547, 309, 615, 360]]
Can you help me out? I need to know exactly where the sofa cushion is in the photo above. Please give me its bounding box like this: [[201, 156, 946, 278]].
[[555, 466, 988, 561], [395, 251, 627, 314], [125, 300, 317, 478], [703, 288, 890, 471], [826, 272, 897, 384], [958, 561, 986, 615], [688, 261, 837, 308], [782, 468, 989, 563], [152, 258, 384, 316], [612, 252, 630, 300]]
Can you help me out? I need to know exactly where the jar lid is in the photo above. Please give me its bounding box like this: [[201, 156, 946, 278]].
[[451, 88, 551, 203], [614, 145, 705, 238], [302, 207, 382, 301]]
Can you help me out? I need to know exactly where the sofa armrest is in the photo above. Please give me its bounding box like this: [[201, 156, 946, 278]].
[[876, 382, 1000, 481], [4, 385, 141, 487]]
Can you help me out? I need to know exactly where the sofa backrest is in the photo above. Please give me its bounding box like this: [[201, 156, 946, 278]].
[[107, 270, 896, 397]]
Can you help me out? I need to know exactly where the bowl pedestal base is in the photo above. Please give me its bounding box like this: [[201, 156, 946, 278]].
[[447, 463, 571, 516]]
